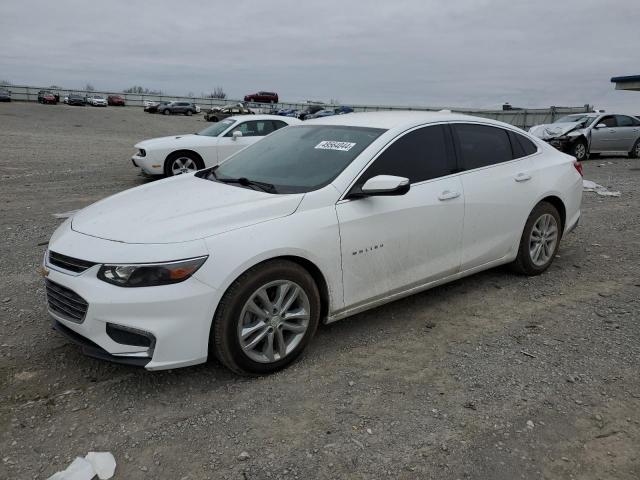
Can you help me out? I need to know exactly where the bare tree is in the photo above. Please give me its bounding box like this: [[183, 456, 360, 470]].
[[205, 86, 227, 99], [123, 85, 163, 95], [85, 83, 95, 92]]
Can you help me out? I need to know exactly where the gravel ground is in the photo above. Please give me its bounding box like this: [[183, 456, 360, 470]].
[[1, 102, 639, 480]]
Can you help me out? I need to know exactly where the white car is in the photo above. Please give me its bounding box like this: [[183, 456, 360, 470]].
[[44, 111, 582, 374], [131, 115, 301, 176], [88, 95, 107, 107]]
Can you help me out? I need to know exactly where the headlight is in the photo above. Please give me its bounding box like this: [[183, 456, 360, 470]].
[[98, 256, 208, 287]]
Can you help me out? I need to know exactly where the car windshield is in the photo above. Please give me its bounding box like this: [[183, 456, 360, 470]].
[[554, 115, 597, 126], [207, 125, 386, 193], [198, 119, 236, 137]]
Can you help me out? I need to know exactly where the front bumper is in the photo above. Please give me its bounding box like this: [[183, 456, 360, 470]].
[[131, 153, 164, 175], [44, 250, 220, 370]]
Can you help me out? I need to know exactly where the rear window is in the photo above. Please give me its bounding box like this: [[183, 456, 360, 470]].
[[509, 131, 538, 158]]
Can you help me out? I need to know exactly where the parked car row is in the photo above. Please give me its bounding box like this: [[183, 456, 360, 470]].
[[529, 112, 640, 160], [46, 111, 583, 375], [204, 103, 254, 122], [0, 89, 11, 102], [273, 104, 354, 120], [144, 101, 200, 115]]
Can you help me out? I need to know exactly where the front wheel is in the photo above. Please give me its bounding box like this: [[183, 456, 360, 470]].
[[512, 202, 562, 275], [162, 109, 170, 115], [185, 110, 192, 116], [570, 139, 587, 161], [212, 260, 321, 375], [164, 152, 204, 176]]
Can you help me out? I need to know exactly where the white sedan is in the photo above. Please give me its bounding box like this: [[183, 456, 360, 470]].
[[44, 111, 582, 374], [88, 95, 107, 107], [132, 115, 301, 176]]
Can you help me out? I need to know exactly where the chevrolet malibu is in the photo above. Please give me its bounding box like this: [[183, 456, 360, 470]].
[[132, 114, 300, 176], [44, 112, 582, 375]]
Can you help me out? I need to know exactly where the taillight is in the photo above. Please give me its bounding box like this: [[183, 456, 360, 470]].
[[573, 160, 584, 177]]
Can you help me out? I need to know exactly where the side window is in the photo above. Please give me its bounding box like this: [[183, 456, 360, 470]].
[[508, 131, 538, 158], [453, 124, 513, 170], [227, 121, 275, 137], [599, 116, 617, 127], [615, 115, 636, 127], [355, 125, 455, 186], [272, 120, 288, 131]]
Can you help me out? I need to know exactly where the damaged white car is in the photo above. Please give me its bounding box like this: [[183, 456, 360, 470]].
[[529, 113, 640, 160]]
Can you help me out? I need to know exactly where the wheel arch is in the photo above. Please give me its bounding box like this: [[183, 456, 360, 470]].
[[164, 149, 205, 174], [214, 254, 332, 323], [537, 195, 566, 233]]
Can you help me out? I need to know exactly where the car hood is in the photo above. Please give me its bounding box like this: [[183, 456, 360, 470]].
[[529, 122, 584, 140], [134, 134, 215, 150], [71, 175, 304, 244]]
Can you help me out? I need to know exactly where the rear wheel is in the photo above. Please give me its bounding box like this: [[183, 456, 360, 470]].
[[629, 139, 640, 159], [162, 109, 170, 115], [512, 202, 562, 275], [571, 139, 587, 161], [212, 260, 320, 375], [164, 152, 204, 177], [185, 110, 192, 116]]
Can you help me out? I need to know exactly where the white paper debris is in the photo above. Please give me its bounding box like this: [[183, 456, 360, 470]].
[[47, 457, 94, 480], [85, 452, 116, 480], [47, 452, 116, 480], [52, 210, 79, 219], [583, 179, 621, 197]]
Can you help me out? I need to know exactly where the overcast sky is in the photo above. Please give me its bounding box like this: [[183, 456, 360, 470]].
[[1, 0, 639, 112]]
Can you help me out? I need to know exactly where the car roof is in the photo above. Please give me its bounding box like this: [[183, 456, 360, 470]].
[[303, 110, 507, 130]]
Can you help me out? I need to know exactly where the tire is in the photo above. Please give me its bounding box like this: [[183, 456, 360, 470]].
[[209, 116, 218, 122], [512, 202, 562, 276], [570, 139, 587, 161], [162, 109, 170, 115], [212, 260, 321, 375], [629, 139, 640, 159], [185, 110, 192, 116], [164, 151, 204, 177]]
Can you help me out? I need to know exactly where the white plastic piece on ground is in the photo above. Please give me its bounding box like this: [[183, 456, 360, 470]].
[[85, 452, 116, 480], [583, 179, 621, 197], [52, 210, 79, 219], [47, 457, 95, 480]]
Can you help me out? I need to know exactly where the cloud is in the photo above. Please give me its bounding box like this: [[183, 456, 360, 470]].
[[1, 0, 639, 111]]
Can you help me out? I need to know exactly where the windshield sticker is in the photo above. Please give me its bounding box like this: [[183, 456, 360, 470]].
[[315, 141, 356, 152]]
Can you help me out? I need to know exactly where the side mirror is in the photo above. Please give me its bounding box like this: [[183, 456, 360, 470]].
[[350, 175, 410, 198], [232, 130, 243, 141], [595, 123, 608, 129]]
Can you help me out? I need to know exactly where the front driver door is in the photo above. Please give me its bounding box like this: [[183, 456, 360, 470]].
[[336, 124, 464, 309], [216, 120, 277, 162], [590, 115, 617, 152]]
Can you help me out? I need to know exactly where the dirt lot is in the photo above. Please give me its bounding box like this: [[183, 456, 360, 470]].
[[0, 102, 639, 480]]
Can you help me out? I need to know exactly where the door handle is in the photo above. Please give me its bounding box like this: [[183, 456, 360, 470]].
[[514, 173, 532, 182], [438, 190, 461, 201]]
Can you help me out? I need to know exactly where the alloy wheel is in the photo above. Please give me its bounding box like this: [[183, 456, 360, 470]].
[[171, 157, 197, 175], [574, 143, 586, 160], [237, 280, 310, 363], [529, 213, 558, 267]]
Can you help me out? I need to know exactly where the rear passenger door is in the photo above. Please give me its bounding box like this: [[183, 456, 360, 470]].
[[452, 123, 540, 271], [337, 124, 464, 308]]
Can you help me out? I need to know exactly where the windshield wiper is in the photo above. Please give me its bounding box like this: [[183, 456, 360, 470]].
[[211, 170, 277, 193]]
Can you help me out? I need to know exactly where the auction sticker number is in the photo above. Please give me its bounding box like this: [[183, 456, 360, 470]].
[[314, 141, 356, 152]]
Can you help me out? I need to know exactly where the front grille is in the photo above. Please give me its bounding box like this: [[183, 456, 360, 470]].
[[48, 251, 96, 273], [45, 279, 88, 323]]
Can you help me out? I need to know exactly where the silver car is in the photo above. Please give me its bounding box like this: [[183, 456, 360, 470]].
[[529, 113, 640, 160]]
